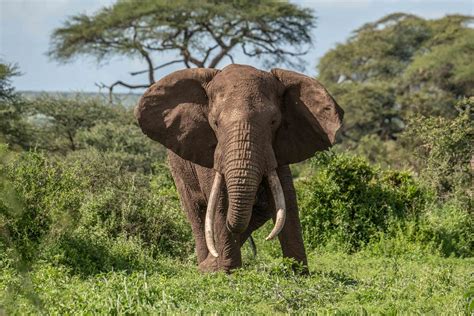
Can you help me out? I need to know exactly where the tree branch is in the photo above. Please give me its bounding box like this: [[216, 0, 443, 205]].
[[202, 44, 220, 65], [141, 50, 155, 84], [129, 59, 185, 76], [97, 81, 150, 103], [225, 53, 235, 64], [131, 25, 155, 84], [178, 28, 205, 68], [208, 44, 235, 68]]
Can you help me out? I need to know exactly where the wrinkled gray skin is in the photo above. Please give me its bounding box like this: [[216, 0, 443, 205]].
[[135, 64, 343, 273]]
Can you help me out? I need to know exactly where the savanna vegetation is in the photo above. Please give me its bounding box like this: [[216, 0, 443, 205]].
[[1, 3, 473, 314]]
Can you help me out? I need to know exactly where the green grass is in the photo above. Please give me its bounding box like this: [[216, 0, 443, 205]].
[[2, 239, 472, 314]]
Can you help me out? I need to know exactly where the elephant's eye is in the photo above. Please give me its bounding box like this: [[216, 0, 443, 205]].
[[214, 120, 218, 127]]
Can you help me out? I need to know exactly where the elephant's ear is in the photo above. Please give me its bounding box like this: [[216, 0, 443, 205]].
[[135, 68, 220, 168], [271, 68, 344, 165]]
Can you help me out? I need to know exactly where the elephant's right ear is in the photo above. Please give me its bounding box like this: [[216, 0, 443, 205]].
[[134, 68, 220, 168]]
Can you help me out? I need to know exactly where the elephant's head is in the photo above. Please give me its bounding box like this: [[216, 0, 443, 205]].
[[135, 64, 343, 256]]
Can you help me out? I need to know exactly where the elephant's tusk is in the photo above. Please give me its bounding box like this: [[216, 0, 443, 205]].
[[265, 170, 286, 241], [205, 172, 223, 257]]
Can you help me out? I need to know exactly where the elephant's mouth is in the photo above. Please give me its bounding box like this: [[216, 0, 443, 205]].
[[204, 169, 286, 258]]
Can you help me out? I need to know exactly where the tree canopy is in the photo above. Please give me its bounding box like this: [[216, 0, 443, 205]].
[[49, 0, 315, 93], [0, 62, 31, 149], [318, 13, 474, 144], [0, 63, 20, 102]]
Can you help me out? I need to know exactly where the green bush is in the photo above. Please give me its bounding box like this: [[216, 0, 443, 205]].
[[297, 151, 431, 253], [297, 151, 472, 257], [400, 101, 473, 201], [366, 199, 473, 258], [27, 94, 131, 153], [76, 121, 166, 173], [0, 146, 192, 275], [416, 199, 473, 257]]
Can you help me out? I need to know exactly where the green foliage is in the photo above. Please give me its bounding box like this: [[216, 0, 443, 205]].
[[0, 147, 192, 275], [417, 200, 473, 257], [77, 121, 165, 172], [367, 198, 473, 258], [3, 93, 166, 169], [342, 135, 406, 170], [319, 14, 474, 144], [400, 100, 473, 200], [1, 92, 171, 275], [0, 62, 31, 149], [297, 152, 431, 252], [329, 82, 401, 142], [1, 150, 84, 262], [403, 17, 474, 96], [0, 62, 20, 101], [28, 95, 130, 152], [297, 151, 472, 258]]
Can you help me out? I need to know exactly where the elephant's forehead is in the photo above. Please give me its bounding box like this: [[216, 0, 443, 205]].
[[209, 66, 279, 98]]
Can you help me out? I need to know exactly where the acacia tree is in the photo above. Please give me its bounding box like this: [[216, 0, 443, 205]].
[[49, 0, 315, 95]]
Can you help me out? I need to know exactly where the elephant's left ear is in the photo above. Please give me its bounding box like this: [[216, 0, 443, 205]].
[[271, 68, 344, 165]]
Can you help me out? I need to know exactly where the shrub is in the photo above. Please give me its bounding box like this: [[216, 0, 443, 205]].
[[297, 151, 431, 252], [1, 149, 85, 262], [416, 199, 473, 257], [0, 146, 192, 274], [76, 121, 166, 173], [400, 100, 473, 202], [297, 151, 472, 257], [366, 198, 473, 258]]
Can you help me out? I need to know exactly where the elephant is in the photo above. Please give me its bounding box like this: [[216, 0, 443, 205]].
[[134, 64, 343, 273]]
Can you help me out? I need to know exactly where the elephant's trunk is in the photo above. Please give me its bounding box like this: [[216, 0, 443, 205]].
[[223, 122, 264, 234], [225, 160, 262, 234]]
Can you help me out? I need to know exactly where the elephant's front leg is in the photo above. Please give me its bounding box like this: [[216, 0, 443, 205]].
[[199, 188, 242, 273], [275, 165, 308, 269]]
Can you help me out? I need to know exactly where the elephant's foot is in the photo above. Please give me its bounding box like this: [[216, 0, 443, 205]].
[[198, 253, 241, 274], [198, 255, 219, 273]]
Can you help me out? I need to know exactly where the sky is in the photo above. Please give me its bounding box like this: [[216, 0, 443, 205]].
[[1, 0, 473, 93]]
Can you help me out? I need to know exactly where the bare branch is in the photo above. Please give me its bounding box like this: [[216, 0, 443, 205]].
[[130, 59, 185, 76], [131, 25, 155, 84], [202, 44, 220, 65], [179, 28, 205, 68], [97, 81, 150, 103], [109, 80, 149, 90], [225, 53, 235, 64], [140, 50, 155, 84], [208, 44, 235, 68]]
